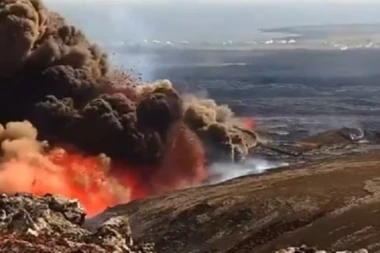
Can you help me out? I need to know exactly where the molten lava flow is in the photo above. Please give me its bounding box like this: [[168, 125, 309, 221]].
[[0, 148, 134, 216], [45, 148, 126, 216], [0, 121, 207, 217], [111, 162, 150, 201], [0, 135, 207, 216]]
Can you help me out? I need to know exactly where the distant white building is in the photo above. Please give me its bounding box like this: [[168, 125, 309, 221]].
[[265, 39, 274, 45]]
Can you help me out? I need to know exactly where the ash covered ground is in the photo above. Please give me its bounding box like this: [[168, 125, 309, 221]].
[[119, 48, 380, 140], [123, 48, 380, 253], [108, 48, 380, 168]]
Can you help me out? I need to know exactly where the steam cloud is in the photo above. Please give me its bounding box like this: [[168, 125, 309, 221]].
[[0, 0, 259, 212], [208, 158, 289, 184]]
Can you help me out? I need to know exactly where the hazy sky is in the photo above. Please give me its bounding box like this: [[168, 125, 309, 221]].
[[48, 0, 380, 2], [45, 0, 380, 43]]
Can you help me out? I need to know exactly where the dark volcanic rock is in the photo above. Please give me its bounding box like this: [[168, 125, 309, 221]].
[[93, 150, 380, 253], [0, 193, 155, 253], [275, 245, 368, 253], [250, 127, 380, 165]]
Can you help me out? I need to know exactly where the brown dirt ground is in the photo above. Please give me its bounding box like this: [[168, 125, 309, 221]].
[[91, 150, 380, 253]]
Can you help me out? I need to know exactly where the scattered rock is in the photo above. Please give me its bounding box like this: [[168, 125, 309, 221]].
[[0, 193, 155, 253], [275, 246, 368, 253], [103, 150, 380, 253]]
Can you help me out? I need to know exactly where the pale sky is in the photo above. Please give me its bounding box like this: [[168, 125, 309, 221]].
[[46, 0, 380, 3], [45, 0, 380, 44]]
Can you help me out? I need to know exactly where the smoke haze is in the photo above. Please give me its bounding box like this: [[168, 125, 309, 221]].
[[45, 1, 380, 44], [208, 158, 289, 184]]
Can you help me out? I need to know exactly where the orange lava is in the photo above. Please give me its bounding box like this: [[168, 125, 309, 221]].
[[111, 162, 150, 201], [0, 148, 132, 216], [44, 148, 127, 216], [0, 125, 207, 217]]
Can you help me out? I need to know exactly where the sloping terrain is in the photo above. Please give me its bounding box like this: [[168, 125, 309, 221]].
[[92, 150, 380, 253], [0, 194, 155, 253]]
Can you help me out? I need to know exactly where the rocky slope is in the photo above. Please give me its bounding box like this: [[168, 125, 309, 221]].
[[0, 194, 155, 253], [91, 148, 380, 253], [1, 129, 380, 252]]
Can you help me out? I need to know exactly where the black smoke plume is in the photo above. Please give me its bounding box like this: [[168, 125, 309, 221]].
[[0, 0, 257, 167]]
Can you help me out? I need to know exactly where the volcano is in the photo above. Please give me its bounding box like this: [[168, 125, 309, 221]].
[[1, 1, 380, 253]]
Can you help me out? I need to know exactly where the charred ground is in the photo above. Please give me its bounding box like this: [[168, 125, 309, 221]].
[[94, 137, 380, 253]]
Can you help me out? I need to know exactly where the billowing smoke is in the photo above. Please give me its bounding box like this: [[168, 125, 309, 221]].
[[183, 95, 258, 163], [0, 0, 258, 216]]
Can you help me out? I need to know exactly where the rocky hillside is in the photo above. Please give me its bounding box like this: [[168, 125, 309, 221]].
[[2, 129, 380, 252], [0, 194, 155, 253], [92, 149, 380, 253]]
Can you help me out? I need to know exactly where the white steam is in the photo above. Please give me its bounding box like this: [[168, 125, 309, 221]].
[[208, 158, 289, 184]]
